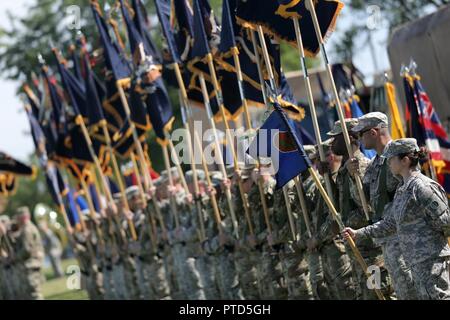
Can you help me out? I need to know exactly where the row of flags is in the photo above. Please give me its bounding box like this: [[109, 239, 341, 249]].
[[403, 70, 450, 197], [13, 0, 450, 233]]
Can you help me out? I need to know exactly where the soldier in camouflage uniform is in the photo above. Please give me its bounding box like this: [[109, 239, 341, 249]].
[[273, 178, 312, 300], [351, 112, 416, 299], [118, 189, 142, 300], [231, 163, 262, 300], [139, 187, 172, 300], [307, 141, 357, 300], [100, 206, 118, 300], [15, 207, 45, 300], [72, 213, 104, 300], [0, 215, 17, 299], [169, 170, 205, 300], [246, 161, 277, 299], [300, 147, 332, 300], [327, 119, 391, 300], [191, 169, 221, 300], [126, 186, 151, 299], [214, 169, 244, 300], [344, 138, 450, 300]]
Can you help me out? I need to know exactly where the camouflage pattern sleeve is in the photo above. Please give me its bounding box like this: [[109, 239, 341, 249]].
[[357, 213, 397, 239], [416, 180, 450, 234], [349, 152, 370, 208]]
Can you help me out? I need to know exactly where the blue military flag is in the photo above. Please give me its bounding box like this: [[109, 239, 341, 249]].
[[131, 0, 162, 65], [236, 0, 343, 56], [154, 0, 181, 64], [91, 0, 131, 81], [66, 188, 82, 228], [247, 107, 311, 188]]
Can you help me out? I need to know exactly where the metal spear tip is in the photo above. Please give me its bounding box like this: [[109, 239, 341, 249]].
[[399, 64, 409, 77], [383, 72, 389, 82], [409, 59, 417, 75], [37, 53, 45, 65]]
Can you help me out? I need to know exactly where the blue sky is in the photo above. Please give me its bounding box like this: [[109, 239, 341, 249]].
[[0, 0, 391, 162]]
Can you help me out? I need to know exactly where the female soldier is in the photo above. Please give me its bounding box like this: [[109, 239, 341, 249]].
[[343, 138, 450, 299]]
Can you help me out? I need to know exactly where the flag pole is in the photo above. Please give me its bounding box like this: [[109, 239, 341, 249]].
[[179, 101, 207, 241], [282, 186, 297, 241], [294, 176, 313, 238], [172, 63, 223, 237], [76, 115, 137, 241], [304, 0, 371, 221], [228, 46, 259, 237], [291, 18, 335, 205], [168, 136, 205, 241], [115, 81, 170, 240], [129, 152, 158, 251], [198, 72, 239, 239], [161, 143, 180, 230]]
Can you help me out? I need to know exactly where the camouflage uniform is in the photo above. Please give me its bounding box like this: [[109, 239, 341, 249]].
[[101, 217, 118, 300], [170, 190, 205, 300], [73, 229, 104, 300], [216, 186, 244, 300], [195, 194, 221, 300], [0, 232, 18, 299], [274, 180, 312, 300], [232, 183, 262, 300], [362, 150, 416, 299], [15, 219, 45, 300], [315, 171, 357, 300], [131, 208, 152, 299], [358, 171, 450, 299], [160, 198, 183, 299], [247, 176, 278, 299], [140, 200, 171, 300], [336, 150, 391, 299]]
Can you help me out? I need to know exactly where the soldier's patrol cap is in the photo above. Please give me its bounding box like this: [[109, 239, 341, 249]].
[[209, 171, 224, 186], [352, 112, 388, 133], [258, 157, 272, 166], [327, 118, 359, 136], [318, 138, 334, 154], [126, 185, 140, 199], [185, 169, 206, 184], [153, 176, 163, 187], [0, 215, 10, 225], [382, 138, 419, 159], [160, 167, 179, 183], [113, 192, 122, 201], [238, 161, 256, 180], [303, 145, 317, 160], [16, 206, 31, 216]]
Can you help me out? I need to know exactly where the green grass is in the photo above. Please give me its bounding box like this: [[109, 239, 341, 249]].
[[42, 258, 89, 300]]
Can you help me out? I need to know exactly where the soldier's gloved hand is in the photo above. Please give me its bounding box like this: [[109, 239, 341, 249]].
[[221, 178, 231, 190], [185, 193, 194, 205], [167, 185, 177, 197], [148, 186, 156, 198], [345, 158, 360, 176], [123, 209, 134, 221], [206, 186, 217, 197], [306, 236, 319, 252], [317, 161, 330, 175], [106, 204, 118, 217]]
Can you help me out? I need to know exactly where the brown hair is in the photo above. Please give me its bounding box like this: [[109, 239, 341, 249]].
[[397, 147, 428, 168]]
